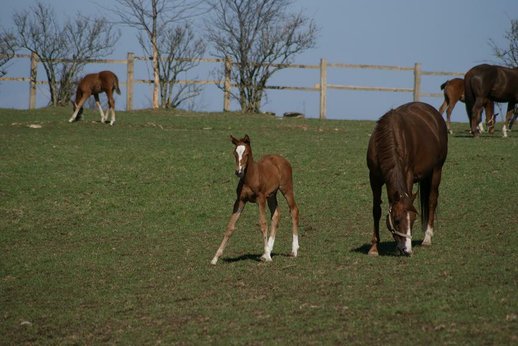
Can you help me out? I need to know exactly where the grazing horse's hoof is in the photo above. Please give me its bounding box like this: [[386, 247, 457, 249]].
[[289, 251, 298, 257], [368, 249, 379, 256], [210, 258, 218, 265]]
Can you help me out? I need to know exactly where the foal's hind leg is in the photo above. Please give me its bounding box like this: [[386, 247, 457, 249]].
[[445, 100, 457, 135], [281, 188, 299, 257], [106, 91, 116, 126], [484, 102, 495, 134]]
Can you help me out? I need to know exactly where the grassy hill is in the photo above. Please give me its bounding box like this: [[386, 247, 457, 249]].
[[1, 107, 516, 344]]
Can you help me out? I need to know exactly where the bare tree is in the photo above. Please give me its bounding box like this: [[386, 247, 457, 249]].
[[490, 19, 518, 68], [206, 0, 318, 113], [10, 2, 119, 106], [0, 31, 16, 78], [111, 0, 205, 109], [153, 24, 206, 108]]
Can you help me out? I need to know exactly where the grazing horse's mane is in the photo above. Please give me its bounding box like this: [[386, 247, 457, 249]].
[[374, 110, 407, 194]]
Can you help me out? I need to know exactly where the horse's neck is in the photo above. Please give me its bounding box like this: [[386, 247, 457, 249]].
[[385, 160, 409, 200], [243, 151, 258, 183]]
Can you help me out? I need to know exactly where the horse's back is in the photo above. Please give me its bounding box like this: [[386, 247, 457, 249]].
[[258, 154, 293, 188], [368, 102, 448, 178], [465, 64, 518, 102]]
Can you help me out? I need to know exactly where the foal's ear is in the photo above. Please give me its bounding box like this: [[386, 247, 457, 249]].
[[243, 134, 250, 144], [230, 135, 239, 145]]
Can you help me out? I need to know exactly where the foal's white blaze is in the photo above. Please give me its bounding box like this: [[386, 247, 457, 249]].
[[405, 212, 412, 254], [235, 145, 246, 173]]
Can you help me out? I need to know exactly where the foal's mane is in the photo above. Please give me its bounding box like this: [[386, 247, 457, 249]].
[[374, 110, 407, 193]]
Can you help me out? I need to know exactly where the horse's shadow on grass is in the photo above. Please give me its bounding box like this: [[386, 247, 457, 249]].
[[222, 252, 291, 263], [352, 240, 423, 257]]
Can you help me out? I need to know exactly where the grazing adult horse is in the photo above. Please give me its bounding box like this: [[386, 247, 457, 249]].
[[69, 70, 121, 125], [210, 135, 300, 265], [367, 102, 448, 256], [464, 64, 518, 137]]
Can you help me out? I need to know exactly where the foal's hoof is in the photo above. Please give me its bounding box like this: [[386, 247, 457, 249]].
[[368, 250, 379, 256], [289, 251, 298, 257], [421, 240, 432, 247], [260, 254, 272, 262]]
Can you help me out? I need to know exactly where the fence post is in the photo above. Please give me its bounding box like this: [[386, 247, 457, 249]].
[[223, 56, 232, 112], [29, 52, 38, 110], [413, 62, 421, 102], [319, 58, 327, 119], [126, 52, 134, 111]]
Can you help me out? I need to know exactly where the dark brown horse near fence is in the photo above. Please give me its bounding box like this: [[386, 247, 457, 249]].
[[69, 70, 121, 125], [211, 135, 300, 265], [367, 102, 448, 256], [464, 64, 518, 137]]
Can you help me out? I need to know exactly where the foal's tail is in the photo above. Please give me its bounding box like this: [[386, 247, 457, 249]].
[[440, 80, 448, 90], [418, 179, 431, 231], [114, 75, 121, 95]]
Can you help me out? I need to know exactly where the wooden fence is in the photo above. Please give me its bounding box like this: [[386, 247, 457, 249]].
[[0, 53, 464, 119]]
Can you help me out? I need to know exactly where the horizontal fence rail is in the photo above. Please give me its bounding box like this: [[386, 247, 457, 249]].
[[0, 53, 464, 118]]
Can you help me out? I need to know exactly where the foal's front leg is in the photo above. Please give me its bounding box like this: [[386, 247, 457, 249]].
[[94, 94, 106, 123], [211, 200, 245, 265]]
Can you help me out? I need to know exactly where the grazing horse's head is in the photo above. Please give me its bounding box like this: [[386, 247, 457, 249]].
[[386, 192, 417, 256], [230, 134, 251, 178]]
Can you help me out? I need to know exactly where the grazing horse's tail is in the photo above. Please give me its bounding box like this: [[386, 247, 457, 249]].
[[418, 178, 431, 232], [114, 75, 121, 95]]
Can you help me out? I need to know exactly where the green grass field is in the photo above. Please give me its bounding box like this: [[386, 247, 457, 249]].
[[1, 107, 517, 344]]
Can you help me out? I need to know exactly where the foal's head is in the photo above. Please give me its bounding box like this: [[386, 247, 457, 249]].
[[387, 192, 417, 256], [230, 134, 251, 178]]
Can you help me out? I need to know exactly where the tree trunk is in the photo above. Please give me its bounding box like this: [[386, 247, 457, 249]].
[[151, 3, 159, 109]]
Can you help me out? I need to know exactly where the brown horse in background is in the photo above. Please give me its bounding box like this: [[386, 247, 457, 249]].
[[367, 102, 448, 256], [69, 70, 121, 125], [439, 78, 464, 134], [439, 78, 495, 134], [211, 135, 300, 265], [464, 64, 518, 137]]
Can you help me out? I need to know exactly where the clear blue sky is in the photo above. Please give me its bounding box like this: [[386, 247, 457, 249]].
[[1, 0, 517, 120]]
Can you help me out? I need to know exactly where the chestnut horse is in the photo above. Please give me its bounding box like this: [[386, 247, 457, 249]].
[[69, 70, 121, 125], [438, 78, 494, 134], [464, 64, 518, 137], [439, 78, 464, 134], [367, 102, 448, 256], [210, 135, 300, 265]]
